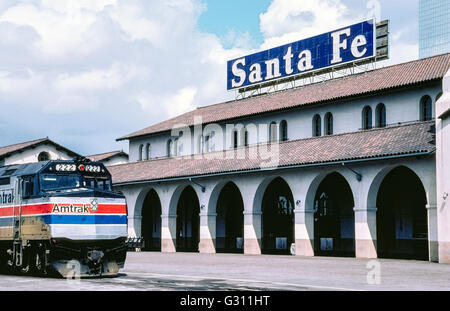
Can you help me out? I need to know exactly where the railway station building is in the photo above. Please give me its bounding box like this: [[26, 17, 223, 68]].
[[110, 53, 450, 263]]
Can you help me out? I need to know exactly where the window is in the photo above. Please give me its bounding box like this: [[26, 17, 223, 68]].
[[197, 135, 203, 154], [38, 152, 50, 162], [420, 95, 432, 121], [138, 145, 143, 161], [173, 138, 179, 156], [362, 106, 372, 130], [232, 129, 238, 149], [145, 143, 151, 160], [376, 103, 386, 128], [204, 135, 210, 153], [167, 140, 173, 157], [269, 122, 278, 142], [280, 120, 288, 141], [324, 113, 333, 135], [40, 174, 80, 191], [242, 128, 249, 147], [312, 114, 321, 137]]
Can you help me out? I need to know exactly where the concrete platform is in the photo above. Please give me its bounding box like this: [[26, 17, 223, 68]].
[[0, 252, 449, 291]]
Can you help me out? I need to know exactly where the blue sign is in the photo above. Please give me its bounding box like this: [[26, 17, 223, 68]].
[[227, 20, 376, 90]]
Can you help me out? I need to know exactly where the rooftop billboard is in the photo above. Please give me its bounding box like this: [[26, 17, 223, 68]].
[[227, 19, 376, 91]]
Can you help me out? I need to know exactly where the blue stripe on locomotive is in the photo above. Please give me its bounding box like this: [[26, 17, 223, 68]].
[[0, 215, 127, 226], [43, 215, 127, 225]]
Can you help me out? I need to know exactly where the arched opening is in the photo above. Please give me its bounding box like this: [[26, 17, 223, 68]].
[[312, 114, 321, 137], [362, 106, 372, 130], [420, 95, 432, 121], [314, 173, 355, 257], [141, 189, 161, 251], [376, 103, 386, 128], [279, 120, 288, 141], [176, 186, 200, 252], [261, 177, 294, 254], [38, 152, 50, 162], [216, 182, 244, 253], [376, 166, 429, 260], [324, 112, 333, 135]]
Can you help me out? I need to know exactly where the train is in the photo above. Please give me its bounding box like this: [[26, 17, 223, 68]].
[[0, 159, 127, 277]]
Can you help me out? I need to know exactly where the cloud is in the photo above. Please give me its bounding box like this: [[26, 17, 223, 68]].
[[0, 0, 421, 156], [259, 0, 360, 49], [0, 0, 236, 154], [258, 0, 419, 66]]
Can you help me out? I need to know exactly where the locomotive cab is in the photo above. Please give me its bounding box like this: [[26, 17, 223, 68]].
[[0, 159, 128, 278]]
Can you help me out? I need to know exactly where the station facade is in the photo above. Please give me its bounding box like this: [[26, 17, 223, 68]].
[[110, 53, 450, 263]]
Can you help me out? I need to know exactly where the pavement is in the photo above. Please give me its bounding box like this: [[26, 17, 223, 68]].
[[0, 252, 449, 291]]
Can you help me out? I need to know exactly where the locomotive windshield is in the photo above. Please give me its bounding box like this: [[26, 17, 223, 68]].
[[40, 174, 81, 191], [39, 174, 113, 192]]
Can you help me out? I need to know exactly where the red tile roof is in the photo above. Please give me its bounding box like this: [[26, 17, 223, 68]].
[[0, 138, 81, 160], [87, 150, 128, 162], [118, 53, 450, 141], [110, 121, 435, 185]]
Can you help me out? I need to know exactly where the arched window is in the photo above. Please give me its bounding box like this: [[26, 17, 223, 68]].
[[362, 106, 372, 130], [279, 120, 288, 141], [232, 129, 238, 149], [376, 103, 386, 128], [240, 127, 249, 147], [197, 135, 203, 154], [38, 152, 50, 162], [420, 95, 432, 121], [138, 144, 143, 161], [269, 122, 278, 142], [167, 140, 173, 157], [324, 113, 333, 135], [145, 143, 151, 160], [312, 114, 321, 137], [173, 138, 179, 156], [205, 134, 212, 152]]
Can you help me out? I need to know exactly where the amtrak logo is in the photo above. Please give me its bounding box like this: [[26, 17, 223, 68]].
[[52, 204, 89, 214], [90, 198, 98, 212]]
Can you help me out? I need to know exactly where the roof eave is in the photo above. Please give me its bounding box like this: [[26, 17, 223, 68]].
[[112, 150, 434, 187], [116, 79, 443, 142]]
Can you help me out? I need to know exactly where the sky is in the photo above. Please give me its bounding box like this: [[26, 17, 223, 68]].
[[0, 0, 419, 156]]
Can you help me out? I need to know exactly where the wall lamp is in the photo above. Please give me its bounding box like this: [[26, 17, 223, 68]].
[[341, 162, 362, 182], [189, 178, 206, 193]]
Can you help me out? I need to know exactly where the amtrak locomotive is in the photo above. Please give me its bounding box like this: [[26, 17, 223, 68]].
[[0, 159, 127, 277]]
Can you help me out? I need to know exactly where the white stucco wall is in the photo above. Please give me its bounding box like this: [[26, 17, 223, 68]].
[[128, 84, 442, 163], [4, 144, 74, 166], [436, 69, 450, 263]]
